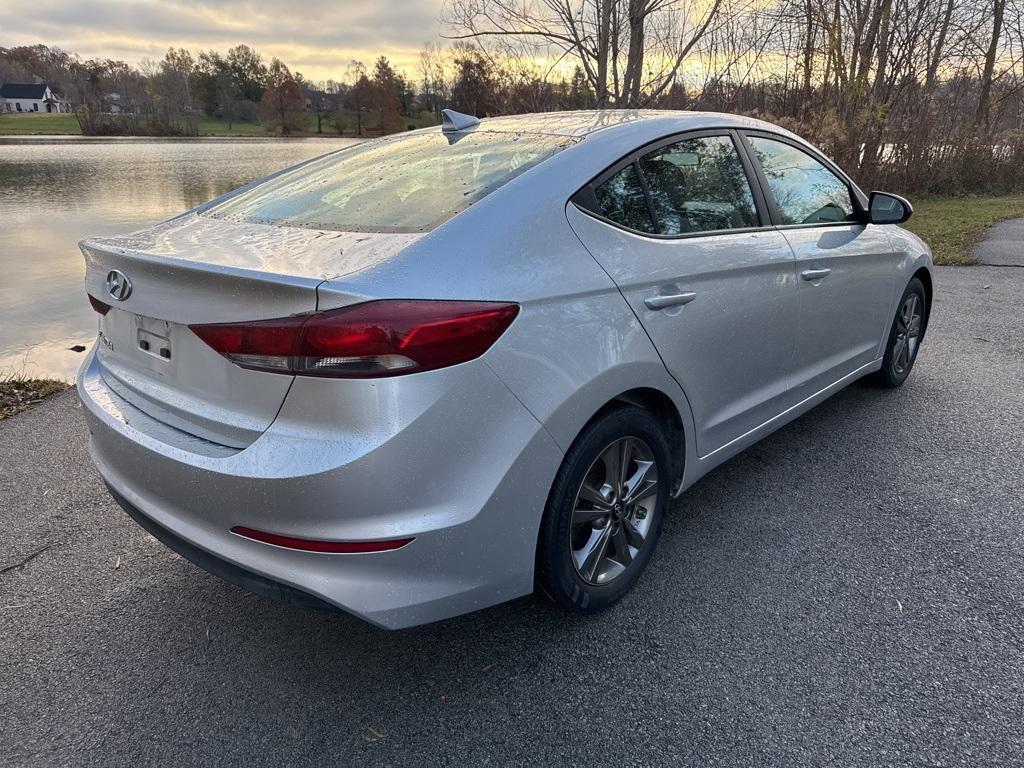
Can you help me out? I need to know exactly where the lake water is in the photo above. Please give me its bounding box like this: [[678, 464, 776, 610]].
[[0, 137, 360, 381]]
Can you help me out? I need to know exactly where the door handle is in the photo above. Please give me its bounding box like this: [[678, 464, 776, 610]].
[[800, 268, 832, 281], [645, 292, 697, 310]]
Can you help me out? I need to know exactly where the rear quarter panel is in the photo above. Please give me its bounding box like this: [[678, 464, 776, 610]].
[[315, 147, 697, 458]]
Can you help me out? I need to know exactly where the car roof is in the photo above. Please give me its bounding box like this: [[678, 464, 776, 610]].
[[470, 110, 794, 139]]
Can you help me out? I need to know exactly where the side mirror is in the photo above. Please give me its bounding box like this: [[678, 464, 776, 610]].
[[868, 191, 913, 224]]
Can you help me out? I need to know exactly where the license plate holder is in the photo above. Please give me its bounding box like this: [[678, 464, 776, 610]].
[[136, 319, 172, 362]]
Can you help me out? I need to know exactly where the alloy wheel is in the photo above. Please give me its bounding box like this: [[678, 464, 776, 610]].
[[569, 436, 659, 585], [892, 293, 923, 376]]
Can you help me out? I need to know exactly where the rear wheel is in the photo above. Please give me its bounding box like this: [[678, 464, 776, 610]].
[[536, 406, 671, 613], [874, 277, 926, 388]]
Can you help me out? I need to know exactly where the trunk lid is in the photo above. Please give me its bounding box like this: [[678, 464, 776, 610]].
[[81, 214, 423, 448]]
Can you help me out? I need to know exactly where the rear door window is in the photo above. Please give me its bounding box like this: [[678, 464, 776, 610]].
[[587, 134, 759, 236], [593, 164, 657, 234], [638, 135, 759, 234]]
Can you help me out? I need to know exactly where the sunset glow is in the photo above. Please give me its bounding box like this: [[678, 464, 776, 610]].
[[0, 0, 445, 79]]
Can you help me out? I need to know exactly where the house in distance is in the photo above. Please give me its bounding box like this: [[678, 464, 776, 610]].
[[1, 83, 72, 113]]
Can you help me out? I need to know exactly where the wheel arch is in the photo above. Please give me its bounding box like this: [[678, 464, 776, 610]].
[[912, 266, 933, 340], [591, 387, 687, 495]]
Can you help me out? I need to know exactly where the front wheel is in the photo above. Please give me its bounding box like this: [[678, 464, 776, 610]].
[[536, 406, 671, 613], [874, 277, 926, 388]]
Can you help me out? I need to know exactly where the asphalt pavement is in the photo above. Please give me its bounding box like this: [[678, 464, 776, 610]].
[[2, 263, 1023, 767], [974, 217, 1024, 266]]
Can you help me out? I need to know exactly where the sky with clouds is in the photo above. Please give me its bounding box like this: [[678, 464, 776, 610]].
[[0, 0, 448, 80]]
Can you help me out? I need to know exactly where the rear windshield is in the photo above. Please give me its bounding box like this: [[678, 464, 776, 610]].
[[203, 130, 578, 233]]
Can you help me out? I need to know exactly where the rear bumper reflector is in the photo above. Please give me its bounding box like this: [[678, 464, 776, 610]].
[[230, 526, 413, 554], [105, 482, 338, 611]]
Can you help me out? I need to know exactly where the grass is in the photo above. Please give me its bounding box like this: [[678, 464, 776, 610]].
[[195, 117, 270, 136], [1, 111, 439, 137], [0, 376, 69, 421], [0, 113, 293, 137], [0, 113, 81, 134], [904, 195, 1024, 266]]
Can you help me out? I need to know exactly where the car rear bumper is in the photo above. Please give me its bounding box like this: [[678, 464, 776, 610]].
[[77, 347, 562, 629], [104, 481, 340, 611]]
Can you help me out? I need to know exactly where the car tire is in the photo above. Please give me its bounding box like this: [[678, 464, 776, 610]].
[[535, 405, 671, 614], [873, 277, 927, 388]]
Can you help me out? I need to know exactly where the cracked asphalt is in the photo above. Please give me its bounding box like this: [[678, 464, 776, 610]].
[[2, 263, 1023, 767]]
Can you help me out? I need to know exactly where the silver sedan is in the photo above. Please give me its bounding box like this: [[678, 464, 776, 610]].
[[77, 110, 933, 628]]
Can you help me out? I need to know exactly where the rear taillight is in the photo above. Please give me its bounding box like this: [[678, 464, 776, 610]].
[[189, 299, 519, 378], [88, 294, 110, 315]]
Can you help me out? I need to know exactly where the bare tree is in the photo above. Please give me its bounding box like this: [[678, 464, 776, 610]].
[[443, 0, 728, 106], [418, 42, 450, 119], [342, 60, 369, 136], [214, 71, 242, 129], [260, 58, 305, 135], [975, 0, 1008, 129], [449, 44, 500, 115]]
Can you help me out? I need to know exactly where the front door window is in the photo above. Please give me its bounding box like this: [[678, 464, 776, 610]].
[[747, 136, 857, 225]]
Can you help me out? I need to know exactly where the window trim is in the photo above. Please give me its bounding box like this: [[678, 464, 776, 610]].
[[737, 130, 869, 230], [571, 128, 772, 241]]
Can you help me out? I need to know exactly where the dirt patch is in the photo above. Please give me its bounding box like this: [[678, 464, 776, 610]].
[[0, 379, 70, 421]]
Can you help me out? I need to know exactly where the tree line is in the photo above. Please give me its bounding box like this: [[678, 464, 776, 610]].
[[2, 0, 1023, 194], [0, 44, 418, 137], [443, 0, 1024, 194]]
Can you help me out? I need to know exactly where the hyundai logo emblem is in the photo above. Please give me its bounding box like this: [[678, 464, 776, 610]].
[[105, 269, 132, 301]]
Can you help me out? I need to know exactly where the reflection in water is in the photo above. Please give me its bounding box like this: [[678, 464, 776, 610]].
[[0, 137, 359, 381]]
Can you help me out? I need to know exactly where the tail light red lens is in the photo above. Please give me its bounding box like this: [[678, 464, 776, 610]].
[[88, 294, 111, 315], [190, 299, 519, 378]]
